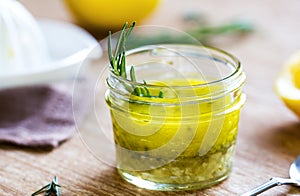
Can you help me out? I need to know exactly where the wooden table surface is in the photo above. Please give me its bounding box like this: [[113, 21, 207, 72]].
[[1, 0, 300, 195]]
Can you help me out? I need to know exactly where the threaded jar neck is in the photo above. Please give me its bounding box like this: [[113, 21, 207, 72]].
[[106, 44, 245, 106]]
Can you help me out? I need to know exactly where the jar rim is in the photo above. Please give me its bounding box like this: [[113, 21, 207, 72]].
[[109, 44, 244, 89]]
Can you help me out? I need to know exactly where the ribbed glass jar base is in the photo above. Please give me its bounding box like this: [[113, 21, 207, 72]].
[[118, 166, 231, 191]]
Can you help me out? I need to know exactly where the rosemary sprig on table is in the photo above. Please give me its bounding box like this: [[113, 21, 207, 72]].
[[108, 22, 163, 98], [126, 19, 254, 48], [31, 176, 60, 196], [187, 19, 253, 41]]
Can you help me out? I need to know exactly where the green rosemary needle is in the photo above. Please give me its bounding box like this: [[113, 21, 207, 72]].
[[31, 176, 60, 196], [108, 22, 163, 98]]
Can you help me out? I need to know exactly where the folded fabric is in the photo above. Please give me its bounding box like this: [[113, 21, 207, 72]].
[[0, 85, 74, 148]]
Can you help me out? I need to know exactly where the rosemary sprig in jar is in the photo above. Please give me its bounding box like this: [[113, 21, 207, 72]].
[[108, 22, 163, 98]]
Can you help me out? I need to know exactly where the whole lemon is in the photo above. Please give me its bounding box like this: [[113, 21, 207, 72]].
[[64, 0, 160, 33]]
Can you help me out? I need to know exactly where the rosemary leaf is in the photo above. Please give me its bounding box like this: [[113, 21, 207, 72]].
[[31, 184, 50, 196], [120, 52, 126, 78], [140, 87, 147, 96], [116, 53, 122, 74], [130, 66, 137, 82], [158, 91, 164, 98], [134, 87, 141, 95], [144, 87, 151, 97], [124, 22, 136, 46], [143, 80, 150, 97], [32, 176, 60, 196], [108, 31, 113, 64], [126, 22, 136, 37], [114, 22, 128, 58]]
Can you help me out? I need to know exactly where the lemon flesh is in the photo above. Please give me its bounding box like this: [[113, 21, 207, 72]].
[[275, 51, 300, 118]]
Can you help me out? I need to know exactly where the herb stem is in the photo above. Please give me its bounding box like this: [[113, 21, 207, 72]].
[[108, 22, 163, 98]]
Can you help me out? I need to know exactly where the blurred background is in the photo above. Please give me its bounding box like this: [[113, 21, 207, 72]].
[[18, 0, 300, 55], [17, 0, 300, 94]]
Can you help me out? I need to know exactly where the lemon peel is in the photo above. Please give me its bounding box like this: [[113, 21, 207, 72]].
[[64, 0, 160, 31]]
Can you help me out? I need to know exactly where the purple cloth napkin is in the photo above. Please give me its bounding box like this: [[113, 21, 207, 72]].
[[0, 85, 75, 148]]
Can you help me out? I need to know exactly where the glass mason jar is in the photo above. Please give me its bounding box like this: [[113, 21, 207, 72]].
[[105, 44, 246, 191]]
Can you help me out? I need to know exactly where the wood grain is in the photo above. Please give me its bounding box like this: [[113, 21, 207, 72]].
[[1, 0, 300, 195]]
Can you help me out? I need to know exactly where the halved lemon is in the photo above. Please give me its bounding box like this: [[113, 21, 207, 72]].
[[275, 51, 300, 118]]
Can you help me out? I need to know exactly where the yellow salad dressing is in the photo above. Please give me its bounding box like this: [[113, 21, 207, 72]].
[[107, 78, 245, 189]]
